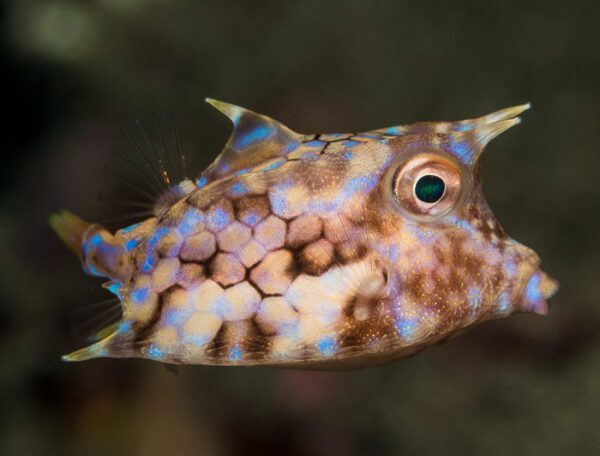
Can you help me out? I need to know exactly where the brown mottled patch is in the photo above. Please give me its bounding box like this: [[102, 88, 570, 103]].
[[250, 249, 294, 295], [297, 238, 335, 275], [204, 321, 228, 361], [133, 285, 176, 347], [210, 253, 245, 286], [187, 191, 212, 211], [177, 262, 205, 289], [339, 296, 396, 349], [206, 199, 235, 233], [287, 214, 323, 248], [478, 217, 494, 241], [335, 242, 368, 265], [234, 195, 271, 227], [492, 219, 507, 240], [242, 318, 272, 361], [363, 187, 390, 235]]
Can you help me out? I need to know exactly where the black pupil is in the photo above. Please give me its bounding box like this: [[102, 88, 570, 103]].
[[415, 175, 445, 203]]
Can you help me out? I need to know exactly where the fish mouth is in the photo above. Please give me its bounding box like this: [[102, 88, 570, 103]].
[[522, 270, 559, 315]]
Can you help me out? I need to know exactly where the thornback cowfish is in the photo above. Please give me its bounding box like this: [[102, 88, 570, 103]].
[[51, 99, 558, 368]]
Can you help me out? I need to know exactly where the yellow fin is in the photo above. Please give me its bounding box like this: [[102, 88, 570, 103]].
[[49, 211, 90, 255]]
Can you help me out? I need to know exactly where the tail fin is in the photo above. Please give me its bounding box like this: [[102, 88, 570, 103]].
[[49, 210, 90, 255]]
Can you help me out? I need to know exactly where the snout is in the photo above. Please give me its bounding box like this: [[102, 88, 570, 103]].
[[521, 270, 559, 315]]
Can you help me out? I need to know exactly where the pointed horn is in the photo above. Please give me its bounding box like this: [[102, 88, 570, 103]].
[[475, 117, 522, 147], [205, 98, 249, 125], [456, 102, 531, 131], [449, 103, 530, 165]]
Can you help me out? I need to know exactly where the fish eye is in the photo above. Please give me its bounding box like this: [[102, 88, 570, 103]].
[[414, 175, 445, 203], [392, 154, 464, 220]]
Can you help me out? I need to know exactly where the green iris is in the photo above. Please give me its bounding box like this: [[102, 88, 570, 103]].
[[415, 175, 445, 203]]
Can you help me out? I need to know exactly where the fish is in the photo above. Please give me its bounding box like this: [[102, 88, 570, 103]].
[[50, 99, 559, 368]]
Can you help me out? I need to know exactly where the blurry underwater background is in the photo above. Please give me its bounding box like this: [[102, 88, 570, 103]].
[[1, 1, 600, 455]]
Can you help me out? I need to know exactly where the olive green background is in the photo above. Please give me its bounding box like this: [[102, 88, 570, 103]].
[[1, 1, 599, 455]]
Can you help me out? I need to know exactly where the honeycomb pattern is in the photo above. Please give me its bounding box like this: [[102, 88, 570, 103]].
[[123, 179, 393, 365]]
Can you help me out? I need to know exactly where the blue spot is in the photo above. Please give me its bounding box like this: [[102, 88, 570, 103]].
[[148, 344, 165, 360], [141, 254, 157, 272], [345, 174, 379, 195], [118, 320, 132, 333], [230, 182, 249, 196], [131, 287, 150, 303], [197, 176, 208, 188], [344, 140, 360, 148], [305, 140, 324, 148], [269, 180, 294, 215], [213, 294, 231, 319], [106, 282, 122, 299], [236, 125, 272, 148], [525, 272, 542, 304], [270, 194, 287, 215], [209, 207, 231, 231], [301, 151, 319, 161], [164, 309, 187, 326], [235, 167, 252, 176], [285, 143, 299, 153], [229, 345, 244, 362], [456, 219, 470, 230], [452, 140, 472, 163], [389, 244, 402, 262], [186, 334, 213, 346], [396, 319, 418, 340], [385, 126, 404, 135], [468, 286, 482, 309], [505, 259, 517, 276], [343, 151, 353, 160], [243, 212, 261, 227], [121, 222, 141, 234], [86, 262, 101, 277], [125, 238, 140, 251], [317, 336, 337, 357], [179, 209, 205, 236], [262, 160, 285, 171], [358, 133, 379, 139], [455, 123, 475, 132], [148, 226, 169, 250], [498, 291, 511, 313], [84, 232, 103, 256]]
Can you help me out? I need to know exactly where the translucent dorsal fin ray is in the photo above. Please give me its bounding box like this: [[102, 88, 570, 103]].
[[448, 103, 531, 165], [99, 110, 192, 226], [199, 98, 302, 184]]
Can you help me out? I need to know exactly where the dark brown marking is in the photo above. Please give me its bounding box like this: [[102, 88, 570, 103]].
[[297, 239, 335, 275], [339, 296, 396, 349], [335, 242, 368, 265], [243, 318, 272, 361], [234, 195, 271, 227], [133, 285, 179, 347], [205, 322, 228, 362]]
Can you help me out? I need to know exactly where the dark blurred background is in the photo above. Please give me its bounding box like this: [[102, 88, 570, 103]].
[[1, 1, 599, 455]]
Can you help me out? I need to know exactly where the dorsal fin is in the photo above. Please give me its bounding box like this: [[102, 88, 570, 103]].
[[198, 98, 302, 184], [99, 110, 194, 225]]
